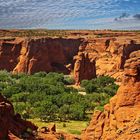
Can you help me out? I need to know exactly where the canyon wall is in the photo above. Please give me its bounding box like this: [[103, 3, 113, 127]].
[[0, 32, 140, 84], [73, 41, 96, 85], [81, 50, 140, 140], [0, 37, 83, 74], [81, 38, 140, 82], [74, 51, 96, 85], [73, 37, 140, 84]]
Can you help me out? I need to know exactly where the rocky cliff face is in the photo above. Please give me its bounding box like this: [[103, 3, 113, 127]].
[[74, 48, 96, 85], [0, 93, 37, 139], [73, 37, 140, 84], [0, 31, 140, 84], [81, 50, 140, 140], [0, 37, 83, 74], [82, 38, 140, 82], [0, 38, 23, 71]]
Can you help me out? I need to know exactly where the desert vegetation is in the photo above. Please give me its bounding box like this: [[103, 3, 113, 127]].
[[0, 70, 118, 122], [0, 29, 69, 38]]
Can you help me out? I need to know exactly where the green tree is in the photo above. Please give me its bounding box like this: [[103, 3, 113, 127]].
[[85, 83, 97, 93], [33, 101, 58, 122], [69, 104, 85, 120], [59, 105, 70, 121]]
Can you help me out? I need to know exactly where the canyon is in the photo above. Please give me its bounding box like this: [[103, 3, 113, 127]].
[[0, 30, 140, 85], [0, 49, 140, 139], [0, 30, 140, 140], [0, 37, 82, 74]]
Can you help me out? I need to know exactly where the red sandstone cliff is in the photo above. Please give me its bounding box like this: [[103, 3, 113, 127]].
[[73, 37, 140, 84], [0, 37, 83, 74], [74, 51, 96, 85], [0, 32, 140, 84], [81, 50, 140, 140], [82, 38, 140, 82], [0, 93, 37, 139]]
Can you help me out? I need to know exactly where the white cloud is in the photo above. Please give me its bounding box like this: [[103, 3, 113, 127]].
[[0, 0, 139, 29]]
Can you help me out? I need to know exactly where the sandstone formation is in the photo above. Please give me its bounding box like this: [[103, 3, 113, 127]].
[[74, 48, 96, 85], [38, 130, 80, 140], [0, 93, 37, 139], [73, 36, 140, 84], [81, 50, 140, 140], [0, 30, 140, 84], [0, 37, 83, 74], [82, 38, 140, 82]]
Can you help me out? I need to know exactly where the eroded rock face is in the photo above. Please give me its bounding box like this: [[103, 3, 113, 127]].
[[73, 38, 140, 84], [81, 50, 140, 140], [38, 131, 80, 140], [0, 32, 140, 84], [74, 51, 96, 85], [0, 95, 13, 139], [84, 38, 140, 82], [0, 38, 23, 71], [0, 37, 83, 74], [0, 94, 38, 140]]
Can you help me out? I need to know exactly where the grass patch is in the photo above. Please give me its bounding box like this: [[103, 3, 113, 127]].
[[28, 119, 88, 135], [68, 129, 81, 135]]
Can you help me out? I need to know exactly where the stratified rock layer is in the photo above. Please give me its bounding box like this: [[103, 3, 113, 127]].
[[0, 37, 83, 74], [81, 50, 140, 140], [0, 31, 140, 84], [83, 38, 140, 82]]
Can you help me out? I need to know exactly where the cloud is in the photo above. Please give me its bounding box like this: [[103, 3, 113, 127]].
[[133, 14, 140, 20], [115, 13, 140, 22], [114, 12, 130, 21], [0, 0, 140, 29], [119, 13, 130, 19]]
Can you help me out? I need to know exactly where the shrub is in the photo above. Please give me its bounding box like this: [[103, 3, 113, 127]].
[[94, 76, 115, 87], [85, 83, 97, 93], [81, 80, 89, 87], [94, 106, 104, 112], [0, 71, 119, 122], [0, 70, 11, 82], [81, 76, 118, 95], [63, 75, 75, 85], [68, 129, 81, 135], [33, 72, 47, 77]]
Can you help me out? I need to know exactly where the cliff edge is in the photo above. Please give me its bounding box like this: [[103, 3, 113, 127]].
[[81, 50, 140, 140]]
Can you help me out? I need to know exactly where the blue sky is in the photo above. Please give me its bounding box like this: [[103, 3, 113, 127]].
[[0, 0, 140, 29]]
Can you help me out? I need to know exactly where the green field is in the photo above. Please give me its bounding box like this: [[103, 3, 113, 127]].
[[29, 119, 88, 135], [0, 70, 118, 136]]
